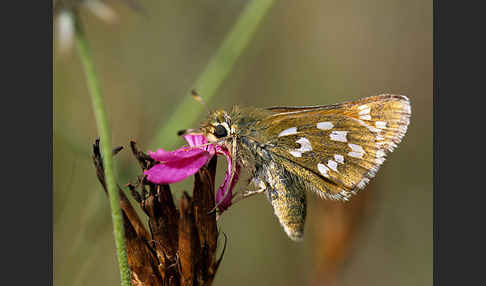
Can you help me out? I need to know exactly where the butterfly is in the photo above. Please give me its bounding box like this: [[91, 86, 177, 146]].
[[198, 94, 411, 241]]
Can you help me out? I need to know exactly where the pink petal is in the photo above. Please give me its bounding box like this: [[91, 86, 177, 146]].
[[146, 133, 239, 212], [215, 145, 232, 171], [216, 162, 241, 212], [184, 133, 207, 147], [147, 148, 173, 162], [184, 133, 216, 155], [148, 147, 206, 162], [144, 149, 211, 184]]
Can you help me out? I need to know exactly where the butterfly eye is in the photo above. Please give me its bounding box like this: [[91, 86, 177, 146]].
[[214, 124, 228, 138]]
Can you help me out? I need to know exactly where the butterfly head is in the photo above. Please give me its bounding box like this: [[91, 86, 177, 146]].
[[200, 109, 235, 143]]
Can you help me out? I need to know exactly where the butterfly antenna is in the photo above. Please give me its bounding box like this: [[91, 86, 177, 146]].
[[177, 128, 198, 136]]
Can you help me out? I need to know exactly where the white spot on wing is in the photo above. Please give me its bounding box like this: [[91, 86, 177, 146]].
[[327, 160, 338, 172], [349, 144, 365, 153], [348, 143, 365, 159], [348, 152, 364, 159], [359, 107, 371, 115], [317, 163, 330, 178], [289, 151, 302, 158], [288, 137, 312, 157], [330, 131, 348, 142], [358, 105, 369, 110], [278, 127, 297, 137], [295, 138, 312, 152], [334, 154, 344, 164], [360, 115, 372, 120], [317, 122, 334, 130], [376, 121, 387, 129]]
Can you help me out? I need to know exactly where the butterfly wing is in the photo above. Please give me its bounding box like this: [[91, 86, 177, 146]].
[[256, 94, 411, 200]]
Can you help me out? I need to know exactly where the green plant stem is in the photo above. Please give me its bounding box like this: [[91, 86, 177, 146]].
[[149, 0, 277, 150], [74, 16, 131, 286]]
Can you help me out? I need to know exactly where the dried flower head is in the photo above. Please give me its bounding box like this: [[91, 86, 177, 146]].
[[93, 139, 226, 285]]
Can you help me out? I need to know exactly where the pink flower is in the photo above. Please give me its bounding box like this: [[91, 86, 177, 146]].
[[144, 134, 240, 211]]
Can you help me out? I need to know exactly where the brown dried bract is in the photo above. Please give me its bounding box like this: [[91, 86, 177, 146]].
[[92, 139, 225, 286]]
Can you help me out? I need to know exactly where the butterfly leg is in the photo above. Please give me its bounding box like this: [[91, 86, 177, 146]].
[[231, 178, 267, 205]]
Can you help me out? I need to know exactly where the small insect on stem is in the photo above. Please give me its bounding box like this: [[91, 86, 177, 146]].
[[191, 89, 211, 114], [176, 90, 212, 137], [191, 89, 204, 104]]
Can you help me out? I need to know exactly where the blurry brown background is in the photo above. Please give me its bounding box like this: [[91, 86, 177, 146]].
[[53, 0, 432, 285]]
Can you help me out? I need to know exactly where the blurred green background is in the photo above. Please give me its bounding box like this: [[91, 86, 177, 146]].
[[53, 0, 432, 285]]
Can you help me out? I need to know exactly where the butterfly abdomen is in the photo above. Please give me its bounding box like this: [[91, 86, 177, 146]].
[[237, 127, 308, 241], [260, 161, 307, 241]]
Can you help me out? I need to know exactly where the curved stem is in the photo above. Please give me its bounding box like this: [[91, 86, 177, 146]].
[[149, 0, 277, 150], [74, 14, 131, 286]]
